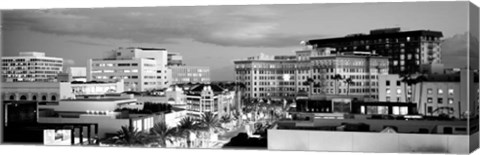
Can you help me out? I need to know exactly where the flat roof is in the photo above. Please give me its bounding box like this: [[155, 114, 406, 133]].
[[61, 98, 135, 102]]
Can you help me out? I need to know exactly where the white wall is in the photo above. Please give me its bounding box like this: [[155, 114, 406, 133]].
[[38, 116, 130, 138], [39, 99, 136, 112], [268, 129, 471, 154]]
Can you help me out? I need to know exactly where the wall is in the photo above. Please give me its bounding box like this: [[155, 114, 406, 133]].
[[280, 119, 467, 133], [38, 116, 130, 138], [39, 99, 137, 112], [268, 129, 470, 154], [1, 82, 60, 101]]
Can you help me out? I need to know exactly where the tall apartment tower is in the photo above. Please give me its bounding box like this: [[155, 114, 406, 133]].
[[1, 52, 63, 82], [306, 28, 443, 74], [87, 47, 171, 91]]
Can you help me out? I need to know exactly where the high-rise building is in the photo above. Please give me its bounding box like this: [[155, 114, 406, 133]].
[[170, 66, 211, 84], [1, 52, 63, 82], [305, 28, 443, 74], [87, 47, 171, 91], [234, 49, 389, 101]]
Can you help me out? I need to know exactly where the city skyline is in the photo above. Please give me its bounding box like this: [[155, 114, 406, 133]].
[[2, 1, 471, 81]]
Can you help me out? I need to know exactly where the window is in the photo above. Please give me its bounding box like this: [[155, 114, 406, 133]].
[[386, 88, 391, 94], [386, 80, 390, 86], [448, 89, 454, 95], [32, 95, 37, 101], [42, 95, 47, 101], [396, 89, 402, 94], [448, 98, 454, 104], [427, 97, 433, 103], [396, 81, 401, 86], [438, 89, 444, 95], [427, 88, 433, 94], [51, 95, 56, 101], [20, 95, 27, 100], [427, 106, 433, 113], [437, 98, 443, 104]]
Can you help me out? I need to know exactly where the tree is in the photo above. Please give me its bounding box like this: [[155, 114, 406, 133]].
[[149, 122, 176, 147], [333, 74, 343, 95], [199, 112, 224, 133], [103, 126, 149, 146], [220, 114, 232, 124], [177, 117, 199, 148], [344, 77, 354, 96], [197, 112, 224, 148], [303, 77, 315, 96]]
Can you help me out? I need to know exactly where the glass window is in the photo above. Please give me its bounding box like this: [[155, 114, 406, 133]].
[[448, 98, 454, 104], [386, 88, 391, 94], [448, 89, 454, 95], [427, 88, 433, 94], [396, 89, 402, 94], [438, 89, 443, 95], [427, 97, 433, 103], [386, 80, 390, 86], [438, 98, 443, 104]]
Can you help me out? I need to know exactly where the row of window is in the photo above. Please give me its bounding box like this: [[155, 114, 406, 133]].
[[2, 59, 62, 63]]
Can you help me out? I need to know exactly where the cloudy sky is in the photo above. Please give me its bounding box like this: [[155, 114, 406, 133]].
[[1, 1, 472, 81]]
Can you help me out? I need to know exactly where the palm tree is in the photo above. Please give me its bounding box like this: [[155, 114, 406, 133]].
[[198, 112, 224, 147], [303, 77, 315, 96], [199, 112, 224, 133], [149, 122, 176, 147], [344, 77, 354, 96], [220, 114, 232, 124], [333, 74, 343, 95], [103, 126, 148, 146], [177, 117, 199, 148]]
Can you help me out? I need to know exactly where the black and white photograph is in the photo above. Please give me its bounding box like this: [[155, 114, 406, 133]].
[[0, 0, 479, 154]]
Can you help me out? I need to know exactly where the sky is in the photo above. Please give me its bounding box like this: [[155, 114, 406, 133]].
[[1, 1, 472, 81]]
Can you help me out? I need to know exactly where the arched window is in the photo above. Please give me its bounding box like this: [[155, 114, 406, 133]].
[[9, 95, 15, 100], [42, 95, 47, 101], [51, 95, 56, 101], [20, 95, 27, 100], [32, 95, 37, 101]]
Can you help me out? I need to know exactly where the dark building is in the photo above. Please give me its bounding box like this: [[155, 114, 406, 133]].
[[306, 28, 443, 74]]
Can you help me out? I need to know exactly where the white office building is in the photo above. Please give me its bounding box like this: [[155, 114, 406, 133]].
[[1, 52, 63, 82], [87, 47, 171, 91]]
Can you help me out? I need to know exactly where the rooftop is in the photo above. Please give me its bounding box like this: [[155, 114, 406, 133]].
[[306, 28, 443, 46]]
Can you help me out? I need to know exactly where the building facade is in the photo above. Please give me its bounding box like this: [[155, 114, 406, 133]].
[[185, 84, 234, 119], [59, 80, 125, 99], [2, 82, 60, 102], [378, 70, 478, 118], [234, 50, 389, 101], [170, 66, 211, 84], [87, 47, 171, 91], [305, 28, 443, 74], [1, 52, 63, 82], [167, 52, 184, 66]]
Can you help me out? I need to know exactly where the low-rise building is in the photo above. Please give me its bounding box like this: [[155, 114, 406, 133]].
[[170, 65, 211, 84], [37, 96, 160, 139], [185, 84, 234, 119], [59, 80, 124, 99], [378, 69, 478, 118]]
